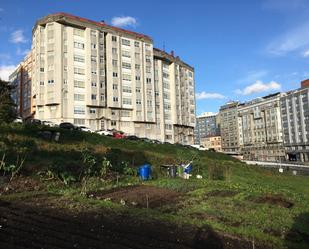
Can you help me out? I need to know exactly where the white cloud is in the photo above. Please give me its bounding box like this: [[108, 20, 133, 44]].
[[10, 29, 27, 44], [111, 16, 137, 27], [195, 92, 226, 100], [0, 65, 16, 81], [236, 80, 281, 95], [267, 21, 309, 56], [303, 50, 309, 57]]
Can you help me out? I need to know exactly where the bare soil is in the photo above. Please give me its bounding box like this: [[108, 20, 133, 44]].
[[87, 185, 183, 208], [0, 194, 274, 249], [0, 176, 43, 195], [248, 195, 294, 208]]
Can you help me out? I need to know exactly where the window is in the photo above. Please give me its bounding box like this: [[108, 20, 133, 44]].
[[122, 86, 132, 93], [74, 42, 85, 49], [135, 52, 140, 58], [136, 99, 142, 105], [91, 43, 96, 49], [74, 67, 85, 75], [113, 72, 118, 77], [48, 79, 54, 84], [74, 29, 84, 37], [74, 54, 85, 63], [91, 94, 97, 100], [74, 80, 85, 88], [113, 84, 118, 90], [134, 41, 140, 47], [113, 97, 118, 102], [91, 82, 97, 87], [90, 30, 96, 36], [112, 36, 117, 42], [100, 94, 104, 101], [100, 56, 104, 63], [122, 39, 130, 46], [136, 87, 141, 93], [121, 111, 131, 117], [146, 66, 151, 73], [91, 70, 97, 75], [122, 74, 131, 81], [111, 120, 116, 126], [40, 81, 44, 86], [74, 118, 85, 125], [112, 48, 117, 54], [74, 94, 85, 101], [74, 106, 85, 115], [146, 78, 151, 83], [91, 56, 97, 62], [40, 68, 44, 72], [122, 50, 131, 58], [135, 76, 141, 81], [64, 66, 68, 72], [122, 62, 131, 69], [89, 108, 96, 114], [135, 64, 140, 70], [123, 98, 132, 105], [112, 59, 118, 67]]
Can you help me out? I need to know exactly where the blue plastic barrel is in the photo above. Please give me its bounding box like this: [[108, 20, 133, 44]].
[[184, 164, 193, 174], [139, 164, 151, 180]]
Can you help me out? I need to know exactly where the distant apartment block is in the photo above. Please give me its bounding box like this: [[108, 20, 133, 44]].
[[200, 135, 222, 152], [9, 13, 195, 144], [194, 112, 220, 144], [9, 52, 33, 119], [238, 93, 285, 161], [280, 82, 309, 162], [219, 102, 241, 153]]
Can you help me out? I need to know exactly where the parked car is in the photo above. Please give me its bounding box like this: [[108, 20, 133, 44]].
[[190, 144, 207, 151], [42, 121, 57, 127], [13, 117, 23, 123], [96, 129, 113, 136], [79, 126, 94, 133], [113, 131, 125, 139], [25, 118, 41, 125], [126, 135, 140, 141], [59, 122, 75, 130]]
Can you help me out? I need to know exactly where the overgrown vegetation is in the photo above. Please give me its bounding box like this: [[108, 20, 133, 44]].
[[0, 123, 308, 249]]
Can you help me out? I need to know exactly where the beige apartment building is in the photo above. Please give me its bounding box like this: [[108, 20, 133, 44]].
[[219, 101, 241, 153], [238, 93, 285, 162], [200, 135, 222, 152], [11, 13, 195, 144]]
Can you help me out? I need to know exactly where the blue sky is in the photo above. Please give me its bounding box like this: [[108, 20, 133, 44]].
[[0, 0, 309, 114]]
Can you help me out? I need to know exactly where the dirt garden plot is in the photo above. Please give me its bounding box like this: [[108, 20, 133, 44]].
[[0, 195, 274, 249], [248, 195, 294, 208], [88, 185, 183, 208]]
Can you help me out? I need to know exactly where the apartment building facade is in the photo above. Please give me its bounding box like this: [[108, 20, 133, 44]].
[[11, 13, 195, 144], [280, 82, 309, 163], [8, 52, 33, 119], [238, 93, 285, 161], [200, 135, 222, 152], [219, 101, 241, 153], [194, 112, 220, 144]]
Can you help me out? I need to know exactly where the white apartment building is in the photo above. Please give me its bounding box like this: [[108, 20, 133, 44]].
[[13, 13, 195, 144], [238, 93, 285, 161], [280, 82, 309, 162]]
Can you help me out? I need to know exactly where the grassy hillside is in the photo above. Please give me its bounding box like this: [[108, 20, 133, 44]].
[[0, 123, 308, 249]]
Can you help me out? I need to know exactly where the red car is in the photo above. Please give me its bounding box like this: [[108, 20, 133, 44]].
[[113, 131, 126, 139]]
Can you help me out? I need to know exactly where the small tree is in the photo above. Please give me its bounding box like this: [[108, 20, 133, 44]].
[[0, 79, 17, 123]]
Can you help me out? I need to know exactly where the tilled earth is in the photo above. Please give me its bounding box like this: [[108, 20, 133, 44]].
[[0, 177, 274, 249]]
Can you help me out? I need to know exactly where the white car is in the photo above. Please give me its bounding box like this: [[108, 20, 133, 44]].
[[96, 129, 113, 136], [42, 121, 57, 127], [79, 126, 94, 133], [13, 117, 23, 123], [190, 144, 207, 151]]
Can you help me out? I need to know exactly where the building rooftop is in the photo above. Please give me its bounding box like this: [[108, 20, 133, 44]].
[[33, 12, 152, 42]]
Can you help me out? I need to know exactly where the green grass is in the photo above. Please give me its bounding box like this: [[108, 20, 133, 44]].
[[0, 123, 308, 249]]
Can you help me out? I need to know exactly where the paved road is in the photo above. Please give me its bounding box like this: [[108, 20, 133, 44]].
[[243, 160, 309, 170]]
